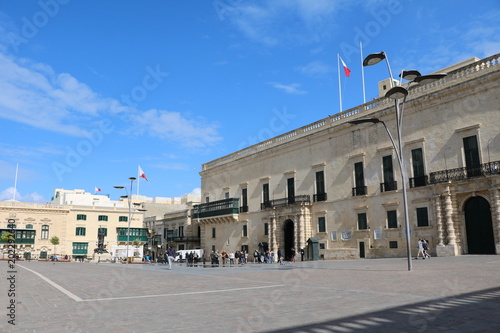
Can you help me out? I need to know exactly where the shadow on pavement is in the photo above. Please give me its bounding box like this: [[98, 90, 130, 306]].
[[263, 287, 500, 333]]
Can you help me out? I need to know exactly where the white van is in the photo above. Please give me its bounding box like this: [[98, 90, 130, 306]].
[[174, 249, 204, 262]]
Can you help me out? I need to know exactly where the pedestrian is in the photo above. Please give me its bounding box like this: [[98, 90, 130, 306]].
[[423, 240, 431, 258], [415, 239, 426, 259], [300, 248, 305, 261], [290, 248, 296, 263], [166, 246, 175, 270], [277, 248, 283, 264]]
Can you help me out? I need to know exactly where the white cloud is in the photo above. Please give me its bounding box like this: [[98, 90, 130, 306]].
[[296, 61, 332, 77], [270, 82, 307, 95], [0, 51, 222, 148], [0, 187, 45, 203], [129, 109, 222, 148], [190, 187, 201, 195], [225, 0, 342, 46]]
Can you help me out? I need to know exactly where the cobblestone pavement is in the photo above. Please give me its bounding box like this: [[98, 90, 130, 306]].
[[1, 255, 500, 333]]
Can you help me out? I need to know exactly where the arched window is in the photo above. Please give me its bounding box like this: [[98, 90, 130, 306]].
[[26, 224, 33, 229], [41, 225, 49, 239]]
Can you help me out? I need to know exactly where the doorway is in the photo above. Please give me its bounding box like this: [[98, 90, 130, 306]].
[[359, 241, 365, 258], [284, 219, 294, 260], [465, 196, 495, 254]]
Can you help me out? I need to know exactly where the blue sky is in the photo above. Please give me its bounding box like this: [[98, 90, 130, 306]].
[[0, 0, 498, 203]]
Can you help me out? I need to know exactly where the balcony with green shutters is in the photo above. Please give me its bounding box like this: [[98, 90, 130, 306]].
[[193, 198, 240, 219], [116, 227, 148, 243]]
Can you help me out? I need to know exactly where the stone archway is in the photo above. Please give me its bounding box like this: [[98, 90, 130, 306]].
[[464, 196, 495, 254]]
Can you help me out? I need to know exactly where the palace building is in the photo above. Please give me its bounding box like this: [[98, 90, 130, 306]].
[[194, 53, 500, 260]]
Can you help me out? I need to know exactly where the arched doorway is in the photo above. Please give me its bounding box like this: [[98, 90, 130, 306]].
[[283, 219, 294, 260], [464, 196, 495, 254]]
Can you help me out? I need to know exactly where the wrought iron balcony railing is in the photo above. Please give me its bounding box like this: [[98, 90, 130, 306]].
[[313, 192, 327, 202], [380, 181, 398, 192], [260, 195, 311, 209], [429, 160, 500, 184], [194, 198, 239, 218], [409, 175, 428, 188], [352, 186, 367, 196]]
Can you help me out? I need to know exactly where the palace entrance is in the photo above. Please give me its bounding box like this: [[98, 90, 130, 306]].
[[283, 219, 294, 260], [465, 196, 495, 254]]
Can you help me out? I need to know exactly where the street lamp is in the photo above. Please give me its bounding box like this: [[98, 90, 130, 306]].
[[350, 52, 447, 272], [114, 177, 136, 265]]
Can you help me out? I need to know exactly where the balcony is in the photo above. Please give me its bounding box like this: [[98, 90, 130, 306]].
[[166, 236, 201, 243], [116, 227, 148, 242], [429, 160, 500, 184], [313, 192, 327, 202], [260, 195, 311, 209], [352, 186, 367, 196], [410, 175, 428, 188], [380, 181, 397, 192], [194, 198, 239, 218], [73, 249, 88, 255]]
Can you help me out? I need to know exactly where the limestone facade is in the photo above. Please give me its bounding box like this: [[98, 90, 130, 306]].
[[196, 54, 500, 259]]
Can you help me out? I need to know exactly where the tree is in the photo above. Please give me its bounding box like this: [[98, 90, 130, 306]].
[[1, 231, 14, 243], [132, 238, 141, 256], [50, 236, 60, 256]]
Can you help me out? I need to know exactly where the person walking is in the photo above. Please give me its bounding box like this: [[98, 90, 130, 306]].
[[422, 240, 431, 258], [166, 246, 175, 269], [415, 239, 426, 259]]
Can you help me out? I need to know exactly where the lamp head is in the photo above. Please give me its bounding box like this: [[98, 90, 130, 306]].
[[129, 177, 137, 181], [114, 186, 125, 189], [120, 195, 129, 199], [348, 118, 382, 125], [400, 70, 421, 81], [385, 86, 409, 100], [363, 52, 386, 67], [413, 73, 447, 85]]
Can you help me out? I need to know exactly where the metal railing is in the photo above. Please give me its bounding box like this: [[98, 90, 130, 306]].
[[380, 181, 398, 192], [260, 195, 311, 209], [429, 161, 500, 184]]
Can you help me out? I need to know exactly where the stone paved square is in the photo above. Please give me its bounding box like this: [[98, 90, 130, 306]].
[[1, 256, 500, 332]]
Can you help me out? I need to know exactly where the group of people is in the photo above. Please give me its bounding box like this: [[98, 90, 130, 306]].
[[213, 250, 248, 266], [416, 239, 431, 259]]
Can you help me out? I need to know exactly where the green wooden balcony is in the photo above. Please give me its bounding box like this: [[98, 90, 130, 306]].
[[193, 198, 239, 218]]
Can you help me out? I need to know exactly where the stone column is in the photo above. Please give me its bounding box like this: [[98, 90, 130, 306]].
[[490, 187, 500, 254], [434, 195, 444, 246], [437, 186, 459, 256], [269, 215, 277, 252]]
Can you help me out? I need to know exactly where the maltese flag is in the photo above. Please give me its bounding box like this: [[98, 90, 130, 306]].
[[138, 165, 148, 181], [340, 56, 351, 77], [95, 187, 101, 192]]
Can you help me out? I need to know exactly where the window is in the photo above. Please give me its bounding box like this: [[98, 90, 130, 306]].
[[97, 228, 107, 237], [264, 223, 269, 236], [263, 183, 270, 204], [463, 135, 481, 177], [318, 217, 326, 233], [26, 224, 33, 229], [77, 214, 87, 221], [206, 196, 210, 203], [212, 227, 216, 238], [41, 225, 49, 239], [225, 192, 229, 199], [76, 227, 86, 236], [287, 177, 295, 203], [357, 213, 368, 230], [319, 243, 325, 249], [387, 210, 398, 229], [417, 207, 429, 227], [242, 224, 248, 237], [241, 188, 248, 212], [382, 155, 396, 191], [241, 245, 248, 253], [315, 171, 326, 201], [330, 231, 337, 241], [411, 148, 427, 187], [354, 162, 366, 195], [211, 245, 216, 252], [119, 216, 128, 222], [98, 215, 108, 222], [179, 226, 184, 238], [389, 241, 398, 248]]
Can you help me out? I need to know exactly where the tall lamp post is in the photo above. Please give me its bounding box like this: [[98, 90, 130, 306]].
[[351, 51, 447, 272], [114, 177, 136, 266]]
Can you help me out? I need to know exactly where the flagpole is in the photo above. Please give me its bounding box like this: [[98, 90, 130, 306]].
[[137, 165, 140, 198], [13, 163, 18, 201], [360, 41, 366, 104], [338, 54, 342, 113]]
